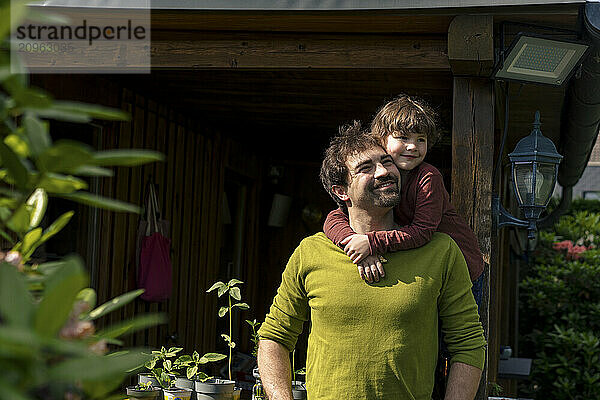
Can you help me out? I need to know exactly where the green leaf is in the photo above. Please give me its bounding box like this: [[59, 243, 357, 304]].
[[228, 278, 243, 286], [39, 211, 74, 244], [218, 306, 228, 318], [38, 173, 88, 193], [3, 76, 53, 109], [72, 165, 114, 177], [76, 288, 97, 310], [187, 365, 198, 380], [206, 281, 225, 293], [0, 141, 29, 189], [199, 353, 226, 363], [23, 114, 51, 157], [96, 313, 166, 339], [24, 107, 92, 123], [85, 289, 144, 321], [49, 101, 130, 121], [21, 227, 42, 257], [60, 192, 140, 213], [164, 359, 172, 371], [0, 227, 13, 244], [26, 188, 48, 228], [0, 376, 33, 400], [0, 262, 34, 328], [217, 284, 228, 298], [229, 286, 241, 301], [232, 302, 249, 310], [0, 0, 28, 42], [5, 134, 30, 158], [48, 349, 150, 382], [34, 256, 87, 337], [194, 371, 211, 383], [37, 141, 93, 174], [93, 149, 164, 167], [6, 204, 31, 235], [221, 334, 231, 343]]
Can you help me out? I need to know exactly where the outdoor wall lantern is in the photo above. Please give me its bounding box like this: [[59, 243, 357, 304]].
[[492, 111, 563, 239]]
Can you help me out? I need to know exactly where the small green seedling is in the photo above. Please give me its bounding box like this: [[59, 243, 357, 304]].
[[207, 279, 250, 380], [175, 351, 227, 381], [246, 319, 261, 358]]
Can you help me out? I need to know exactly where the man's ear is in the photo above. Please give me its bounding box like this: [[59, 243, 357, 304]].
[[331, 185, 349, 202]]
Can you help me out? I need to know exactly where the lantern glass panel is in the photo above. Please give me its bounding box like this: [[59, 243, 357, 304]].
[[536, 162, 557, 206], [513, 162, 556, 207]]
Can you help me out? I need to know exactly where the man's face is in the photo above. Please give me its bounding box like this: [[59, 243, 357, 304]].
[[342, 146, 401, 209]]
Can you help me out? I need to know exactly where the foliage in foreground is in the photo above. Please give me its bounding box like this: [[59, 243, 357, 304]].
[[519, 209, 600, 400]]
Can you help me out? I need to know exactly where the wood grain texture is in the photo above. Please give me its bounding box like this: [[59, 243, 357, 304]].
[[448, 15, 494, 77], [150, 32, 449, 70], [451, 77, 494, 400]]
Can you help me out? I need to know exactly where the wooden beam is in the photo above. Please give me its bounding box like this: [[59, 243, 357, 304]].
[[448, 15, 494, 77], [150, 32, 449, 70], [451, 77, 494, 399]]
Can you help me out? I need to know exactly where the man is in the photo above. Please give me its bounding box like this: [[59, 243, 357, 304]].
[[258, 123, 486, 400]]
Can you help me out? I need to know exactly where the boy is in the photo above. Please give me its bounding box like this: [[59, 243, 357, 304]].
[[323, 94, 484, 305]]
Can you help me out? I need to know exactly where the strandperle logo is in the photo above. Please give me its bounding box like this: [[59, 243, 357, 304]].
[[15, 20, 147, 46]]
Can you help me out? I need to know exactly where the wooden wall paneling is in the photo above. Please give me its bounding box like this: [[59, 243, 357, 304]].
[[451, 77, 494, 400], [164, 117, 179, 342], [172, 123, 188, 347], [108, 91, 134, 329], [126, 95, 146, 348], [179, 123, 197, 351], [146, 100, 161, 349], [188, 132, 206, 351], [199, 134, 214, 353]]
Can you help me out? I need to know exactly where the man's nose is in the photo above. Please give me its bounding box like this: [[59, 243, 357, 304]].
[[374, 163, 390, 178]]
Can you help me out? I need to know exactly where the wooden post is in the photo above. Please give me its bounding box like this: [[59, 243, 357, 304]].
[[449, 15, 495, 400]]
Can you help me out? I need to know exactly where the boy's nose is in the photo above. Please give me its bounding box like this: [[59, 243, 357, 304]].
[[405, 141, 416, 150]]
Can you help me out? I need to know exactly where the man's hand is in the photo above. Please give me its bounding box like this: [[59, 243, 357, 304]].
[[444, 362, 482, 400], [258, 339, 294, 400], [340, 234, 371, 263], [357, 254, 385, 283]]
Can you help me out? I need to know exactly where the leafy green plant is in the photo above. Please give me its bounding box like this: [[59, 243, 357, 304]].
[[175, 351, 227, 381], [207, 279, 249, 381], [519, 207, 600, 399], [246, 319, 261, 358]]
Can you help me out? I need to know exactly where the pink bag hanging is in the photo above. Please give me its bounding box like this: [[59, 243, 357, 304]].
[[137, 182, 172, 302]]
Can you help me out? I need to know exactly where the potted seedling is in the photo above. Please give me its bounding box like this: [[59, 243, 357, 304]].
[[126, 381, 161, 400], [173, 350, 227, 390], [140, 346, 183, 387], [246, 319, 261, 360], [151, 363, 193, 400], [198, 279, 249, 400]]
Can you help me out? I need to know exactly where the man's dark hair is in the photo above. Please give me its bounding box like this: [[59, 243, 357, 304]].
[[319, 121, 384, 209]]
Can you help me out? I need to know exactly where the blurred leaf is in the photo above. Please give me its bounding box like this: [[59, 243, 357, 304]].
[[26, 188, 47, 228], [50, 101, 130, 121], [25, 107, 91, 123], [21, 227, 41, 257], [76, 288, 97, 310], [5, 134, 30, 157], [0, 262, 34, 328], [23, 114, 51, 156], [61, 192, 140, 213], [0, 227, 13, 243], [34, 256, 87, 337], [0, 141, 29, 189], [218, 306, 228, 318], [26, 8, 71, 24], [3, 76, 52, 108], [81, 373, 126, 400], [96, 313, 166, 339], [48, 349, 150, 382], [93, 149, 164, 167], [0, 0, 28, 44], [37, 141, 93, 174], [85, 289, 144, 321], [229, 286, 241, 301], [0, 376, 32, 400], [6, 203, 31, 235], [38, 173, 87, 193], [72, 165, 113, 177], [39, 211, 73, 244]]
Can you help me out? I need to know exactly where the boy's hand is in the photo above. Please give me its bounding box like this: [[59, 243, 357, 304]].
[[340, 234, 371, 263], [357, 255, 385, 283]]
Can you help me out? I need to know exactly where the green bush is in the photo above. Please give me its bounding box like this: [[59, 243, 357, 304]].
[[519, 209, 600, 399]]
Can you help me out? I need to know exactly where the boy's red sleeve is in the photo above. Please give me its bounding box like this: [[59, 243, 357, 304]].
[[323, 208, 356, 247], [368, 170, 445, 254]]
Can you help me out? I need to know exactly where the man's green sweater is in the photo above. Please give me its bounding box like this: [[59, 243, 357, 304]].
[[259, 232, 486, 400]]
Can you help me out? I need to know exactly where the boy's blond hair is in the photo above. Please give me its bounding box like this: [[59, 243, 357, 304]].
[[370, 94, 440, 149]]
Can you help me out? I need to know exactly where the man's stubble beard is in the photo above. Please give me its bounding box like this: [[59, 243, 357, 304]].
[[364, 177, 401, 208]]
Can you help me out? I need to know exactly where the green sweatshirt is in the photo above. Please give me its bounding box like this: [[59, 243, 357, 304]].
[[258, 232, 486, 400]]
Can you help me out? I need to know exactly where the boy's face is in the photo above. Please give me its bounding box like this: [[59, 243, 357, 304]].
[[384, 131, 427, 171]]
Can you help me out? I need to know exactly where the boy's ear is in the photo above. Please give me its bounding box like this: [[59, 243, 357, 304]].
[[331, 185, 349, 202]]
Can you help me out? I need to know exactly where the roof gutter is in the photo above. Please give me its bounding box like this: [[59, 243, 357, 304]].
[[539, 1, 600, 228]]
